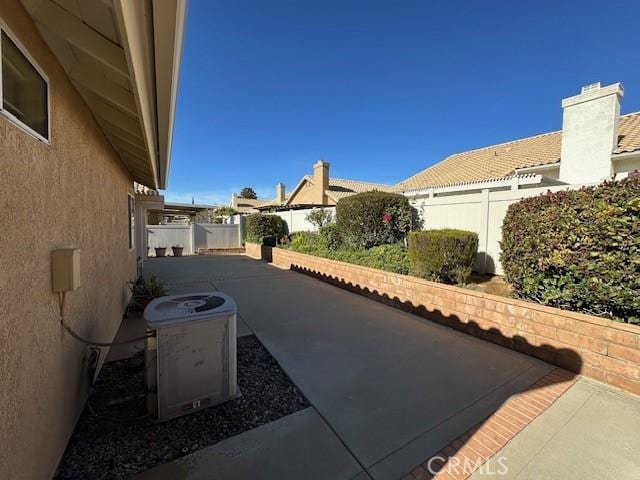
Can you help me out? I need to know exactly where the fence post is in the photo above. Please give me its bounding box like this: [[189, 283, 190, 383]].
[[479, 188, 490, 274]]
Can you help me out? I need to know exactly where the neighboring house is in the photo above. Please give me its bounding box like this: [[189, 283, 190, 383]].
[[0, 2, 186, 479], [230, 194, 266, 214], [258, 160, 393, 211], [254, 160, 393, 232], [395, 82, 640, 274]]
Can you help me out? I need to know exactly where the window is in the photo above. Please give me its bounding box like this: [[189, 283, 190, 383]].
[[0, 28, 49, 142], [128, 194, 135, 250]]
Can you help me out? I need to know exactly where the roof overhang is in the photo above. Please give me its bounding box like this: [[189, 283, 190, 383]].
[[21, 0, 188, 190], [258, 203, 325, 212], [515, 162, 561, 175], [612, 150, 640, 161]]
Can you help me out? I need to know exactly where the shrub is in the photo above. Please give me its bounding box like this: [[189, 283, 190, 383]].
[[347, 243, 409, 274], [336, 191, 421, 248], [319, 223, 343, 250], [501, 178, 640, 324], [289, 231, 327, 254], [283, 232, 409, 274], [246, 214, 287, 244], [408, 229, 478, 284], [305, 208, 334, 228]]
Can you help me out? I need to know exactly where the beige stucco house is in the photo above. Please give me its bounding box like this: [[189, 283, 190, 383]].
[[229, 194, 265, 214], [257, 160, 393, 211], [0, 1, 186, 479]]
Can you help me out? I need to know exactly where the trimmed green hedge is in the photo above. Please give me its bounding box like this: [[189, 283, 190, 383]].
[[408, 229, 478, 285], [501, 178, 640, 324], [285, 231, 409, 274], [336, 191, 420, 248], [246, 214, 287, 244]]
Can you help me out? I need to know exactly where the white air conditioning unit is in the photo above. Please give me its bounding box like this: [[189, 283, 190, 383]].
[[144, 291, 238, 421]]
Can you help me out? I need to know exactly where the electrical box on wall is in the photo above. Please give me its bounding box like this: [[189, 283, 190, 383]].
[[52, 248, 81, 292]]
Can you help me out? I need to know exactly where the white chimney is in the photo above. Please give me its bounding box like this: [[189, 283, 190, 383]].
[[276, 183, 286, 203], [559, 82, 623, 184]]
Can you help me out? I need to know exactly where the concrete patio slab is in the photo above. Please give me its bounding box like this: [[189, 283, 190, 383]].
[[144, 255, 288, 285], [144, 256, 634, 479], [141, 256, 557, 477], [133, 407, 364, 480], [214, 268, 553, 479], [470, 378, 640, 480]]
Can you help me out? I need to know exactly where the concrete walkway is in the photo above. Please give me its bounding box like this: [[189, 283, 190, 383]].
[[139, 256, 640, 479], [470, 378, 640, 480]]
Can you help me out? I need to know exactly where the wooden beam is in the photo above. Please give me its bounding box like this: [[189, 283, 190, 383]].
[[27, 0, 129, 76], [69, 63, 137, 116]]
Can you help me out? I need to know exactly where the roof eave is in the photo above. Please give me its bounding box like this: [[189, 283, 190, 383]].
[[401, 174, 544, 197], [112, 0, 187, 190]]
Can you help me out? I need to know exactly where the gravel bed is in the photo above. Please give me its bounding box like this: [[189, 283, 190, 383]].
[[55, 335, 309, 479]]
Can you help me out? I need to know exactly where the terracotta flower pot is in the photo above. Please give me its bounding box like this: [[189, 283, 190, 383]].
[[155, 247, 167, 257], [172, 246, 184, 257]]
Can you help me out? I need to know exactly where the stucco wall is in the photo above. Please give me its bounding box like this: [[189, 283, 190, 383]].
[[0, 3, 136, 479]]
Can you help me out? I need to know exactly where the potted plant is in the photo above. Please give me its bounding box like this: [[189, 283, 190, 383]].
[[172, 244, 184, 257], [131, 275, 169, 311], [155, 247, 167, 257]]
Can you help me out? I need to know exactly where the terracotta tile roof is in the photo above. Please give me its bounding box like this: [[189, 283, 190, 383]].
[[255, 193, 292, 208], [395, 112, 640, 192], [234, 197, 265, 207], [326, 178, 393, 201], [616, 112, 640, 153]]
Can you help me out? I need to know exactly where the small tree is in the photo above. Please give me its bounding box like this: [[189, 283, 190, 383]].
[[240, 187, 257, 199], [212, 207, 237, 223], [305, 208, 334, 229]]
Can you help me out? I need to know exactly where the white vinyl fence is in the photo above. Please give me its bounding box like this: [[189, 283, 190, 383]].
[[194, 224, 241, 250], [272, 207, 336, 233], [411, 183, 586, 275], [147, 224, 193, 255], [146, 223, 241, 256]]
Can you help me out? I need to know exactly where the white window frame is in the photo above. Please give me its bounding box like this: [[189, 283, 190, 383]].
[[128, 194, 135, 251], [0, 22, 51, 144]]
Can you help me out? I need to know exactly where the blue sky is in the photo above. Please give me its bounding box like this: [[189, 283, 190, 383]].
[[164, 0, 640, 205]]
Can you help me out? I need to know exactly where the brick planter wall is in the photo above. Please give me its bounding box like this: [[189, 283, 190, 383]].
[[245, 242, 262, 259], [247, 244, 640, 395]]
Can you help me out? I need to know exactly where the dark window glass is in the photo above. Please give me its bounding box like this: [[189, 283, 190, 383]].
[[2, 31, 48, 139]]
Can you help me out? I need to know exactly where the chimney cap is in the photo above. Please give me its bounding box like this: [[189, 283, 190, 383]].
[[314, 159, 330, 168], [581, 82, 601, 94], [562, 82, 623, 108]]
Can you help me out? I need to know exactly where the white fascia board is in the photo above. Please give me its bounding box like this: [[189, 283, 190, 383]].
[[515, 162, 560, 174], [153, 0, 188, 189], [402, 174, 543, 198], [612, 151, 640, 161], [113, 0, 160, 189]]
